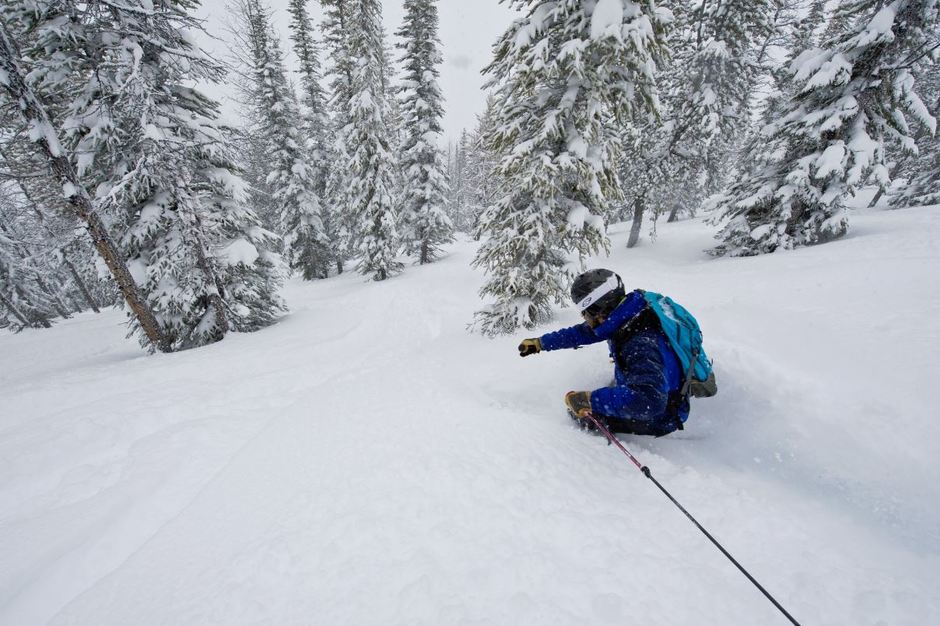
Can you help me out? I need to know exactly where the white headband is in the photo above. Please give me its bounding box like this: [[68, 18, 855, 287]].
[[576, 275, 620, 312]]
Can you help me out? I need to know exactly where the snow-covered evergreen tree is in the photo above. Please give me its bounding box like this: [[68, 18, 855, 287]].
[[321, 0, 357, 98], [712, 0, 939, 256], [6, 0, 285, 350], [0, 14, 172, 350], [0, 189, 78, 320], [237, 0, 328, 280], [344, 0, 402, 281], [1, 3, 111, 316], [320, 0, 357, 274], [396, 0, 453, 264], [616, 0, 776, 245], [754, 0, 828, 125], [0, 197, 57, 330], [95, 0, 284, 346], [0, 131, 107, 315], [0, 236, 52, 330], [288, 0, 332, 166], [472, 0, 667, 335], [383, 48, 408, 247], [668, 0, 774, 171], [463, 99, 501, 237], [199, 135, 286, 335], [287, 0, 338, 277], [889, 61, 940, 207], [446, 131, 469, 233]]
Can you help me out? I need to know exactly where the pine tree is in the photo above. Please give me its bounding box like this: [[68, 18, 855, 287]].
[[712, 0, 939, 256], [0, 198, 57, 330], [200, 133, 286, 335], [668, 0, 775, 168], [464, 98, 501, 237], [617, 0, 776, 245], [287, 0, 338, 276], [447, 130, 469, 233], [5, 0, 285, 350], [0, 15, 171, 350], [383, 50, 408, 244], [344, 0, 402, 281], [238, 0, 328, 280], [320, 0, 357, 274], [472, 0, 667, 335], [288, 0, 332, 163], [396, 0, 453, 264], [0, 236, 53, 330], [321, 0, 357, 100], [92, 0, 284, 347], [0, 139, 105, 316], [1, 3, 110, 316], [0, 189, 78, 321], [889, 61, 940, 207], [756, 0, 828, 126]]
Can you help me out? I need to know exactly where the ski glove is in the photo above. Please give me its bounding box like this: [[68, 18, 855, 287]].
[[565, 391, 593, 418], [518, 338, 541, 357]]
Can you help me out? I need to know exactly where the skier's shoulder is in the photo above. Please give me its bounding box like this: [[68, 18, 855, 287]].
[[596, 289, 653, 340], [539, 320, 597, 351]]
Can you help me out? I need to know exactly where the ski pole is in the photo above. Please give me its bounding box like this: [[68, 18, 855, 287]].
[[583, 412, 802, 626]]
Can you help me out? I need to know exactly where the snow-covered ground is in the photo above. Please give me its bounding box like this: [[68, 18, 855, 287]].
[[2, 207, 938, 626]]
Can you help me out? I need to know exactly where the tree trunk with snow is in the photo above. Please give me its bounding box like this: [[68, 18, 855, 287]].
[[0, 25, 169, 351], [667, 202, 681, 223], [627, 195, 645, 249]]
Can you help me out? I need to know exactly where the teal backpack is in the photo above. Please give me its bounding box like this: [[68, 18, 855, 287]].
[[643, 291, 717, 398]]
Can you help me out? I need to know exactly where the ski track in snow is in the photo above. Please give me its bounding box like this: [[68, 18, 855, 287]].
[[1, 209, 939, 625]]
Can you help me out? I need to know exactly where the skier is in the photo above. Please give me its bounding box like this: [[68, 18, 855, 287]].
[[517, 269, 696, 436]]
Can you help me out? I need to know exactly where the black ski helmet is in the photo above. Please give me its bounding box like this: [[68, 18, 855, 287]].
[[571, 269, 625, 318]]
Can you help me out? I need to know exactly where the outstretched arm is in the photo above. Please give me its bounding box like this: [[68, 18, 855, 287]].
[[518, 321, 604, 357], [539, 322, 604, 351]]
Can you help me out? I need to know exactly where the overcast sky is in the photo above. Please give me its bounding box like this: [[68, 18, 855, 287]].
[[195, 0, 520, 147]]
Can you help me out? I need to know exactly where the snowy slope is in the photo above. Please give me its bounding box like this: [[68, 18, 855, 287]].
[[1, 207, 938, 626]]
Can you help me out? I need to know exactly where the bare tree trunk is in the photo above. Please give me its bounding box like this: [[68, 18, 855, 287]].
[[0, 25, 170, 352], [627, 195, 645, 249], [667, 202, 681, 223], [867, 186, 887, 208], [190, 214, 228, 341], [63, 254, 100, 313]]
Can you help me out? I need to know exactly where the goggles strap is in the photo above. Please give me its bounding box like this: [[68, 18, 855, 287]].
[[576, 275, 619, 312]]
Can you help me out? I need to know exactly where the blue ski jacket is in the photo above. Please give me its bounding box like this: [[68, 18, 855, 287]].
[[539, 290, 689, 432]]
